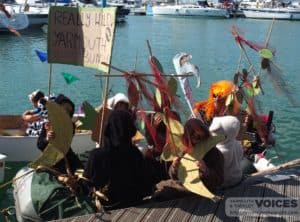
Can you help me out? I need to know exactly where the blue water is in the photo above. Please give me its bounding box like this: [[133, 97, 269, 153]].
[[1, 16, 300, 164]]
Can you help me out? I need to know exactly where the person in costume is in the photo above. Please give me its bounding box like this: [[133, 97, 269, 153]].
[[37, 94, 83, 174], [84, 110, 151, 209], [209, 116, 243, 187], [193, 80, 240, 124], [169, 118, 224, 192]]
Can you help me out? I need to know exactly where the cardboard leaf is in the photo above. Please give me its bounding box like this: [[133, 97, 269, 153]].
[[253, 86, 261, 96], [236, 90, 243, 104], [78, 101, 97, 130], [152, 56, 164, 73], [132, 130, 145, 142], [259, 48, 273, 59], [140, 119, 145, 130], [168, 77, 178, 95], [30, 101, 73, 168], [91, 107, 112, 143], [178, 154, 215, 199], [155, 89, 162, 108], [30, 144, 64, 168], [245, 87, 254, 97], [177, 135, 225, 199], [161, 143, 177, 161], [225, 94, 234, 107], [46, 101, 73, 154], [128, 80, 140, 107], [161, 131, 184, 161], [163, 117, 184, 135], [252, 76, 262, 96]]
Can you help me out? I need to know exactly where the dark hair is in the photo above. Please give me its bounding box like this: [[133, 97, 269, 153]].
[[183, 118, 210, 148], [32, 91, 45, 103], [54, 94, 75, 117]]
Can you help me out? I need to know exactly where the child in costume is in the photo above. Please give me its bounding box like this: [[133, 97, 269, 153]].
[[209, 115, 243, 187]]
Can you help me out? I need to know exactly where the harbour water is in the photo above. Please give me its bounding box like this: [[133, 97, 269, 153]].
[[1, 16, 300, 163]]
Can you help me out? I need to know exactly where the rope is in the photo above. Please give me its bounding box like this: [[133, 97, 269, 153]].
[[0, 169, 35, 190], [1, 206, 15, 222]]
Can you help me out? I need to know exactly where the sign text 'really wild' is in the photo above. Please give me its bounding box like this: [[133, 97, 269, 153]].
[[47, 6, 116, 72]]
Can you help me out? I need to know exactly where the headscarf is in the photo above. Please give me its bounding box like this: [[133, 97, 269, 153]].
[[104, 110, 137, 150]]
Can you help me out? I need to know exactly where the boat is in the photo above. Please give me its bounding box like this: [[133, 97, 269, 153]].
[[0, 115, 96, 161], [2, 3, 49, 27], [242, 6, 300, 19], [240, 0, 300, 20], [148, 0, 230, 18], [0, 3, 29, 31]]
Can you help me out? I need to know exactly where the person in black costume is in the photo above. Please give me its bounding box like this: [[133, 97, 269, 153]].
[[37, 94, 83, 174], [84, 110, 150, 209]]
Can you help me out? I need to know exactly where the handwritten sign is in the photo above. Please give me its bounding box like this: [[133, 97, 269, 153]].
[[47, 6, 116, 72]]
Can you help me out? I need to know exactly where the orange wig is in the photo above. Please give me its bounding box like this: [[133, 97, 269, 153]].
[[194, 80, 239, 121]]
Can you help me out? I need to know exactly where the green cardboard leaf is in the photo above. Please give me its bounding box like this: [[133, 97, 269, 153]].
[[259, 48, 273, 59], [78, 101, 97, 130], [152, 56, 164, 73], [168, 77, 178, 95]]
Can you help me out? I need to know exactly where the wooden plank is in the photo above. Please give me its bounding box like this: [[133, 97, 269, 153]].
[[188, 197, 219, 222], [143, 199, 180, 222], [258, 180, 285, 222], [281, 178, 300, 222], [164, 196, 199, 222], [113, 206, 150, 222], [211, 182, 245, 222]]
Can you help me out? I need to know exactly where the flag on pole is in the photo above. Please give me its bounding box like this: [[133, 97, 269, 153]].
[[35, 50, 48, 62], [61, 72, 80, 84]]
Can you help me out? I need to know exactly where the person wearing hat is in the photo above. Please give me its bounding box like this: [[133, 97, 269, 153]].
[[23, 90, 48, 136], [22, 90, 45, 123]]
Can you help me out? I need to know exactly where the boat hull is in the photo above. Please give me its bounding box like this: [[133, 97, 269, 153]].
[[242, 7, 300, 20], [151, 5, 229, 18], [0, 133, 95, 161]]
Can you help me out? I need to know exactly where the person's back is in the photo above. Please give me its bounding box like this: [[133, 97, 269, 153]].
[[84, 110, 149, 209], [209, 116, 243, 187]]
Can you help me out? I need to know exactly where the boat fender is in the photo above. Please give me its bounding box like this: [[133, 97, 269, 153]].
[[253, 154, 275, 172], [13, 167, 42, 222]]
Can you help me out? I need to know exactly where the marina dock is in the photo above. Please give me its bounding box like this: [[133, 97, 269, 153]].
[[54, 160, 300, 222]]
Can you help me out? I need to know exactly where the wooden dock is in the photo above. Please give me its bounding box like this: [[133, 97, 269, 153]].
[[53, 162, 300, 222]]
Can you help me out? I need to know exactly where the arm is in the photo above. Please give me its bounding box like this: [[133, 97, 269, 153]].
[[22, 109, 42, 123], [200, 148, 224, 191], [37, 125, 48, 151]]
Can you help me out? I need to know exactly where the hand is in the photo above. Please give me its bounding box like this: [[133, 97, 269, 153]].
[[45, 122, 55, 141], [195, 160, 208, 178], [169, 156, 182, 179], [153, 113, 163, 126], [171, 157, 181, 171]]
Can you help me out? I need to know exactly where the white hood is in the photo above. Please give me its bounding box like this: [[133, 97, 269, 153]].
[[209, 116, 243, 187], [107, 93, 129, 110]]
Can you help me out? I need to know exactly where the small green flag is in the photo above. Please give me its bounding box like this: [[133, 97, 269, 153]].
[[61, 72, 80, 84]]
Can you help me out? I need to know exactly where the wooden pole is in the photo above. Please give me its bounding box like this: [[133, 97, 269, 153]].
[[94, 73, 193, 78], [97, 9, 117, 147], [251, 158, 300, 177], [258, 19, 275, 76], [48, 63, 53, 96]]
